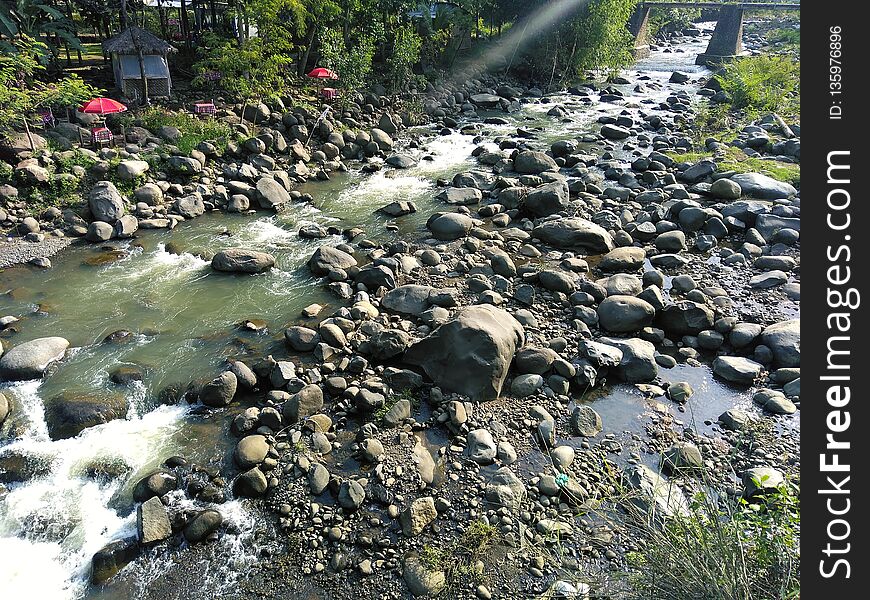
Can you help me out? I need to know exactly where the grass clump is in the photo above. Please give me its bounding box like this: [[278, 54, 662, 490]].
[[668, 145, 800, 188], [121, 106, 235, 155], [714, 55, 800, 118], [625, 478, 800, 600]]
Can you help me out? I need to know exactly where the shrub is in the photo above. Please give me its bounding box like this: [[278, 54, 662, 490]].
[[122, 106, 235, 155], [626, 478, 800, 600], [715, 55, 800, 115]]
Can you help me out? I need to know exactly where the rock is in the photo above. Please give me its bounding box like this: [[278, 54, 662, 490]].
[[370, 128, 394, 150], [570, 406, 602, 437], [670, 71, 690, 83], [712, 356, 764, 385], [514, 347, 558, 374], [742, 466, 784, 497], [368, 329, 412, 361], [749, 270, 787, 289], [183, 509, 223, 542], [719, 408, 750, 430], [132, 470, 177, 502], [710, 177, 741, 200], [256, 177, 291, 210], [200, 371, 238, 407], [404, 305, 524, 401], [309, 246, 357, 276], [597, 295, 655, 333], [309, 463, 330, 494], [43, 391, 128, 440], [400, 496, 438, 536], [117, 160, 149, 181], [166, 156, 202, 175], [0, 392, 9, 425], [655, 230, 687, 252], [514, 150, 558, 174], [731, 173, 797, 199], [600, 337, 658, 383], [655, 301, 714, 336], [511, 373, 544, 397], [113, 215, 138, 239], [599, 246, 645, 272], [667, 381, 693, 403], [428, 212, 473, 240], [379, 201, 417, 216], [484, 467, 526, 511], [91, 538, 140, 584], [538, 270, 576, 293], [88, 181, 125, 222], [86, 221, 114, 242], [600, 124, 631, 140], [532, 217, 614, 252], [625, 464, 689, 518], [235, 434, 269, 469], [212, 249, 275, 273], [437, 187, 482, 205], [173, 194, 205, 218], [0, 337, 69, 381], [403, 555, 446, 597], [466, 429, 497, 464], [386, 154, 417, 169], [338, 480, 366, 510], [282, 384, 324, 422], [524, 181, 569, 217], [137, 496, 171, 545], [233, 467, 268, 497], [382, 285, 435, 315], [661, 443, 703, 473], [285, 326, 320, 351], [760, 319, 800, 368]]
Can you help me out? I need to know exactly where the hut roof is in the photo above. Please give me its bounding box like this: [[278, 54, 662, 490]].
[[102, 27, 177, 55]]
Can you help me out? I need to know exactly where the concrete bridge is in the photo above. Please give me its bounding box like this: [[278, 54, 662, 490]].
[[628, 2, 800, 65]]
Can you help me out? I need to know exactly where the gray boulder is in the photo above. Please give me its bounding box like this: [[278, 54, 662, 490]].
[[713, 356, 764, 385], [597, 295, 655, 333], [532, 217, 614, 252], [211, 249, 275, 273], [428, 212, 473, 241], [760, 319, 800, 368], [44, 391, 128, 440], [404, 305, 524, 401], [524, 181, 569, 217], [731, 172, 797, 199], [256, 177, 291, 209], [0, 336, 69, 381], [514, 150, 558, 174], [308, 246, 357, 276], [89, 181, 125, 222]]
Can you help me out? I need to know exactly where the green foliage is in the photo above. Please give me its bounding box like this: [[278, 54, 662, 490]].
[[386, 24, 423, 92], [319, 26, 377, 103], [0, 36, 101, 140], [0, 0, 82, 62], [648, 7, 701, 38], [573, 0, 637, 76], [767, 28, 800, 47], [121, 106, 236, 154], [715, 55, 800, 115], [626, 480, 800, 600]]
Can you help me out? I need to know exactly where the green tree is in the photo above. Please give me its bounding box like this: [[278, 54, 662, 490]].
[[0, 0, 82, 62]]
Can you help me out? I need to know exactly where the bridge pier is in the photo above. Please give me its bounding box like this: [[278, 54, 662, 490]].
[[696, 5, 747, 66], [628, 5, 652, 59]]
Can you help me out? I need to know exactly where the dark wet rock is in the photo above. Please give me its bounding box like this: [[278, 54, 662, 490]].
[[513, 150, 558, 174], [532, 217, 614, 252], [212, 249, 275, 273], [183, 509, 223, 542], [597, 295, 655, 333], [524, 181, 569, 217], [233, 467, 269, 497], [760, 319, 800, 368], [404, 305, 524, 401], [200, 371, 238, 407], [133, 470, 178, 502], [655, 301, 714, 336], [285, 326, 320, 351], [427, 212, 473, 241], [282, 384, 324, 423], [91, 538, 141, 584], [43, 391, 128, 440]]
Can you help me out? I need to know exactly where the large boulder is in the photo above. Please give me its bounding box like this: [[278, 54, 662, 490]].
[[624, 464, 690, 518], [760, 319, 800, 368], [524, 181, 569, 217], [381, 285, 436, 315], [199, 371, 238, 407], [532, 218, 614, 253], [43, 391, 129, 440], [436, 187, 482, 205], [166, 156, 202, 175], [730, 172, 797, 199], [0, 337, 69, 381], [91, 538, 140, 584], [655, 301, 714, 336], [597, 296, 655, 333], [513, 150, 558, 174], [173, 194, 205, 219], [88, 181, 126, 222], [427, 213, 473, 241], [117, 160, 150, 182], [600, 337, 658, 383], [308, 246, 357, 276], [211, 249, 275, 273], [183, 509, 223, 543], [713, 356, 764, 385], [404, 305, 524, 401], [256, 176, 290, 210], [599, 246, 646, 272], [137, 496, 171, 545]]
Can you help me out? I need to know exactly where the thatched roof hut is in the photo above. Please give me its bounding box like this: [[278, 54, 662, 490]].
[[103, 27, 177, 99]]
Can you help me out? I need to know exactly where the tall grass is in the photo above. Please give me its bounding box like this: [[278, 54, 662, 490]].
[[624, 478, 800, 600], [120, 106, 235, 155], [715, 55, 800, 117]]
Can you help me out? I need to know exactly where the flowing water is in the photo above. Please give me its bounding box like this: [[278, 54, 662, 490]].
[[0, 27, 788, 599]]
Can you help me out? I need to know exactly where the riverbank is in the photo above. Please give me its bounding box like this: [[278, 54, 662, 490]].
[[1, 17, 800, 600]]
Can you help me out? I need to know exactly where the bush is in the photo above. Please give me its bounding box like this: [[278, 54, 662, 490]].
[[626, 478, 800, 600], [122, 107, 235, 155], [715, 55, 800, 115]]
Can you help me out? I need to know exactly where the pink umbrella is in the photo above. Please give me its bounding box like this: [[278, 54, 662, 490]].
[[80, 97, 129, 115], [306, 67, 339, 80]]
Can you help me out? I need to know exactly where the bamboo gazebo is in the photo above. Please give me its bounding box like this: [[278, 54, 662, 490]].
[[103, 27, 177, 100]]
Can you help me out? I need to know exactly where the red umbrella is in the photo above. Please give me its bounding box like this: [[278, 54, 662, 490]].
[[306, 67, 338, 80], [79, 97, 129, 115]]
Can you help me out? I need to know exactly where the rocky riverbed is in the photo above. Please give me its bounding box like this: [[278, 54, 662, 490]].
[[1, 20, 799, 600]]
